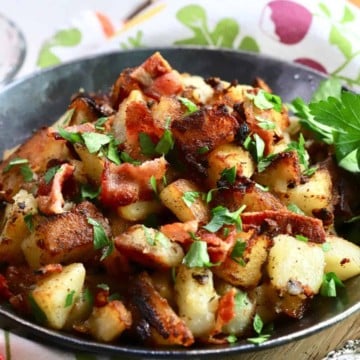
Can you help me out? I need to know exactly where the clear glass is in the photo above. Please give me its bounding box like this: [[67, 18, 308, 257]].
[[0, 13, 26, 85]]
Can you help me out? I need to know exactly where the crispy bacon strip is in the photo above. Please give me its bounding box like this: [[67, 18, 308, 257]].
[[160, 220, 198, 244], [208, 288, 237, 344], [242, 210, 326, 243], [100, 157, 168, 207], [131, 272, 194, 347], [37, 163, 75, 215], [196, 227, 237, 264]]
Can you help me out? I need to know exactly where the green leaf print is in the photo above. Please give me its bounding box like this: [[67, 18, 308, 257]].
[[120, 30, 144, 49], [239, 36, 260, 53], [175, 4, 259, 52], [341, 6, 355, 23], [318, 3, 331, 18], [37, 28, 82, 68], [211, 19, 239, 47], [329, 25, 352, 60]]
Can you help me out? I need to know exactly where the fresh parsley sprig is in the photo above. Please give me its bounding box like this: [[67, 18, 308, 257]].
[[292, 78, 360, 173], [203, 205, 245, 233]]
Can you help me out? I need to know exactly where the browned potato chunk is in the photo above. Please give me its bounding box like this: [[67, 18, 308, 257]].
[[114, 224, 184, 269], [213, 233, 271, 288], [159, 179, 209, 223], [207, 143, 255, 188], [86, 300, 132, 342], [22, 201, 111, 268], [0, 128, 71, 201]]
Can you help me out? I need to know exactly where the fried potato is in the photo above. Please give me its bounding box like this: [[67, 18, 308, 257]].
[[267, 234, 325, 296], [31, 263, 86, 330]]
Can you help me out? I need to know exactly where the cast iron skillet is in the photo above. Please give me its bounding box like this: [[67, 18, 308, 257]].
[[0, 47, 359, 359]]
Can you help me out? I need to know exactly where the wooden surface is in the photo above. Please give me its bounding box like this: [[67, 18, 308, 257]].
[[229, 314, 360, 360]]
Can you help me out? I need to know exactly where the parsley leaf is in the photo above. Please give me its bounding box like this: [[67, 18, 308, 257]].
[[3, 157, 29, 173], [87, 217, 113, 260], [243, 134, 265, 163], [247, 313, 271, 345], [64, 290, 76, 308], [197, 145, 210, 154], [182, 191, 200, 207], [24, 213, 34, 232], [139, 132, 156, 156], [182, 240, 214, 268], [95, 117, 108, 131], [227, 334, 238, 344], [81, 184, 101, 200], [292, 79, 360, 173], [82, 132, 111, 154], [287, 203, 305, 215], [220, 166, 237, 184], [320, 272, 344, 297], [231, 240, 247, 266], [20, 164, 34, 182], [247, 90, 282, 112], [155, 129, 174, 155], [44, 165, 61, 184], [57, 127, 83, 144], [178, 97, 198, 114], [203, 205, 245, 233], [295, 234, 308, 242], [255, 115, 276, 130], [106, 139, 121, 165]]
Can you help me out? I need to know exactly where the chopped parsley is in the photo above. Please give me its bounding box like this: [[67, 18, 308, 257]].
[[24, 213, 34, 232], [178, 96, 198, 114], [292, 78, 360, 173], [230, 240, 247, 266], [255, 115, 276, 130], [203, 205, 245, 233], [321, 242, 332, 252], [94, 117, 108, 131], [64, 290, 76, 308], [247, 89, 282, 112], [149, 175, 157, 194], [44, 165, 61, 184], [197, 145, 210, 154], [182, 191, 200, 207], [247, 313, 271, 345], [80, 184, 101, 200], [3, 158, 33, 182], [287, 203, 305, 215], [220, 166, 237, 184], [87, 217, 113, 260], [295, 234, 308, 242], [182, 240, 215, 268], [320, 272, 344, 297]]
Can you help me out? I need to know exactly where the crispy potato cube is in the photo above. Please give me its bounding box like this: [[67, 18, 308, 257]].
[[322, 235, 360, 281], [117, 200, 163, 222], [175, 264, 218, 337], [207, 143, 255, 188], [87, 300, 132, 342], [31, 263, 86, 329], [22, 201, 111, 269], [280, 168, 333, 217], [115, 224, 184, 269], [0, 128, 71, 201], [0, 190, 37, 264], [131, 272, 194, 347], [253, 151, 301, 193], [74, 143, 104, 185], [213, 233, 271, 288], [267, 234, 325, 296], [221, 289, 255, 336], [159, 179, 209, 223]]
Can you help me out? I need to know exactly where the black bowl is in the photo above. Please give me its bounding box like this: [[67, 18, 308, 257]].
[[0, 47, 359, 359]]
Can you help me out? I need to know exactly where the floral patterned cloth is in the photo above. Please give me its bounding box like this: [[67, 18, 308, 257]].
[[0, 0, 360, 359]]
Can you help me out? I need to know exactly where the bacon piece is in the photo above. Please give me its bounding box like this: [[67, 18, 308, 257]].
[[241, 210, 326, 243], [196, 227, 237, 264], [208, 288, 237, 344], [37, 163, 75, 215], [100, 157, 168, 207], [130, 52, 183, 99], [130, 272, 194, 347], [34, 264, 63, 278], [171, 105, 239, 176], [160, 220, 198, 244]]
